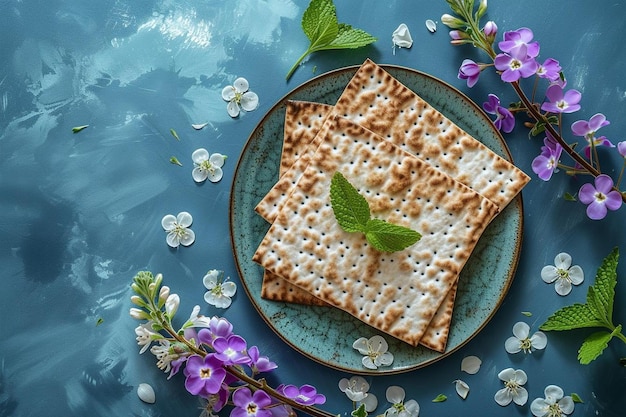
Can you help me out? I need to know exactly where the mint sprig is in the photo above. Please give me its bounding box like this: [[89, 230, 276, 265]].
[[286, 0, 377, 80], [540, 247, 626, 364], [330, 171, 421, 253]]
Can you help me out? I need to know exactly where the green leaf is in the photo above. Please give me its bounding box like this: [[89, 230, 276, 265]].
[[326, 24, 378, 49], [577, 325, 621, 365], [563, 192, 577, 202], [586, 247, 619, 325], [330, 172, 371, 232], [72, 125, 89, 133], [540, 303, 606, 331], [170, 128, 180, 141], [364, 218, 421, 253], [571, 393, 584, 403], [286, 0, 376, 80], [96, 317, 104, 326], [432, 394, 447, 403], [521, 311, 532, 317], [351, 403, 367, 417]]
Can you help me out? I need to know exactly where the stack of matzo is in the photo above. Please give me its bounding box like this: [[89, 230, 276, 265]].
[[252, 59, 529, 352]]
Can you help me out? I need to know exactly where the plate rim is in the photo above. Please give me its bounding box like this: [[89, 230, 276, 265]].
[[229, 63, 524, 375]]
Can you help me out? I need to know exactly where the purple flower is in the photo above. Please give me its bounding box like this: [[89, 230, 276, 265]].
[[618, 141, 626, 157], [541, 84, 581, 114], [578, 174, 623, 220], [531, 134, 563, 181], [183, 354, 227, 396], [458, 59, 482, 88], [232, 387, 273, 417], [248, 345, 278, 373], [197, 317, 234, 348], [536, 58, 561, 81], [483, 94, 516, 133], [278, 384, 326, 406], [571, 113, 614, 158], [498, 27, 540, 57], [213, 335, 251, 365], [494, 44, 539, 82]]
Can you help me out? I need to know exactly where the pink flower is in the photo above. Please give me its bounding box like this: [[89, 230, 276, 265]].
[[183, 354, 227, 396], [458, 59, 481, 87], [571, 113, 614, 157], [498, 27, 540, 58], [483, 94, 516, 133], [536, 58, 561, 81], [494, 44, 539, 82], [531, 134, 563, 181]]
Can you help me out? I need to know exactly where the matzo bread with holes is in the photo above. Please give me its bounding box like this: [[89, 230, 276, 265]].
[[252, 116, 499, 347], [262, 101, 460, 351], [254, 59, 529, 224]]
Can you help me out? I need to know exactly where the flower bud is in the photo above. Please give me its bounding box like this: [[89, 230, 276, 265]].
[[483, 21, 498, 37], [159, 285, 170, 303], [618, 141, 626, 158], [477, 0, 488, 18], [441, 14, 465, 29], [131, 295, 145, 306], [130, 307, 150, 320], [449, 30, 469, 41], [165, 294, 180, 317]]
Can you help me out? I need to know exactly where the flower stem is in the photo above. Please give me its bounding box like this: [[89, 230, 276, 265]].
[[286, 48, 312, 81]]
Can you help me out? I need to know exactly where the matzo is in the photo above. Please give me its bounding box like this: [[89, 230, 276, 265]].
[[255, 59, 529, 224], [252, 116, 499, 347]]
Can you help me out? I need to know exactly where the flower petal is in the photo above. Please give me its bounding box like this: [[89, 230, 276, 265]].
[[352, 337, 369, 354], [454, 380, 470, 399], [505, 336, 522, 353], [540, 265, 559, 283], [161, 214, 177, 231], [233, 77, 249, 93], [177, 211, 193, 227], [208, 167, 223, 183], [179, 229, 195, 246], [512, 387, 528, 406], [553, 252, 572, 269], [360, 393, 378, 412], [559, 396, 575, 414], [240, 91, 259, 111], [544, 385, 564, 402], [361, 356, 377, 370], [494, 388, 513, 406], [512, 321, 530, 339], [166, 231, 180, 248], [497, 368, 516, 382], [221, 281, 237, 297], [555, 278, 573, 295], [530, 331, 548, 350], [221, 85, 236, 101], [227, 101, 240, 118], [369, 335, 389, 353], [530, 398, 549, 416], [210, 153, 226, 168], [386, 386, 406, 403], [377, 351, 394, 366], [568, 265, 584, 285], [192, 167, 208, 183], [192, 148, 209, 164], [586, 200, 608, 220], [460, 355, 482, 374]]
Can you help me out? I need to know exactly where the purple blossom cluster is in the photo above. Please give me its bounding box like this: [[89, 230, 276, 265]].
[[451, 22, 625, 220]]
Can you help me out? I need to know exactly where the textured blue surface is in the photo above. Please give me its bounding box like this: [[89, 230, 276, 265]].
[[1, 1, 625, 416]]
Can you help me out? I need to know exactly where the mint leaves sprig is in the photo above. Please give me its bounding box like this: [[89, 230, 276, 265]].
[[330, 171, 421, 253], [286, 0, 377, 80], [540, 247, 626, 364]]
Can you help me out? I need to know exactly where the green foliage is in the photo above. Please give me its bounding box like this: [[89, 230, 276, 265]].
[[72, 125, 89, 133], [432, 394, 447, 402], [286, 0, 376, 80], [330, 172, 421, 253], [351, 404, 367, 417], [540, 248, 624, 365]]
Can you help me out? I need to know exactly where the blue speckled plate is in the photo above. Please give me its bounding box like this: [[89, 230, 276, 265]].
[[229, 64, 523, 375]]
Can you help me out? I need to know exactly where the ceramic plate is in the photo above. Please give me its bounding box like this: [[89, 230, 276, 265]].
[[229, 64, 523, 375]]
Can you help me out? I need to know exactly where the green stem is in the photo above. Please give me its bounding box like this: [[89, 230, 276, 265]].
[[286, 48, 313, 81]]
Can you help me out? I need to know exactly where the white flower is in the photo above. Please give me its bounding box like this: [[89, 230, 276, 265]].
[[392, 23, 413, 52], [494, 368, 528, 406], [530, 385, 575, 417], [183, 305, 213, 329], [338, 376, 378, 412], [505, 321, 547, 354], [460, 355, 481, 374], [192, 149, 226, 183], [165, 293, 180, 317], [161, 212, 195, 248], [203, 269, 237, 308], [541, 253, 584, 296], [134, 322, 161, 354], [453, 379, 470, 399], [221, 77, 259, 117], [353, 335, 394, 369], [384, 386, 419, 417]]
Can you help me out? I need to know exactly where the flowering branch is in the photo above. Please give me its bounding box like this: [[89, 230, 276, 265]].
[[130, 271, 335, 417], [442, 0, 626, 220]]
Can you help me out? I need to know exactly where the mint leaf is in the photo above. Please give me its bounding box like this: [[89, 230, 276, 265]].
[[540, 303, 605, 331], [364, 218, 421, 253], [286, 0, 376, 80], [301, 0, 338, 46], [587, 247, 619, 325], [330, 171, 370, 233], [577, 325, 621, 365]]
